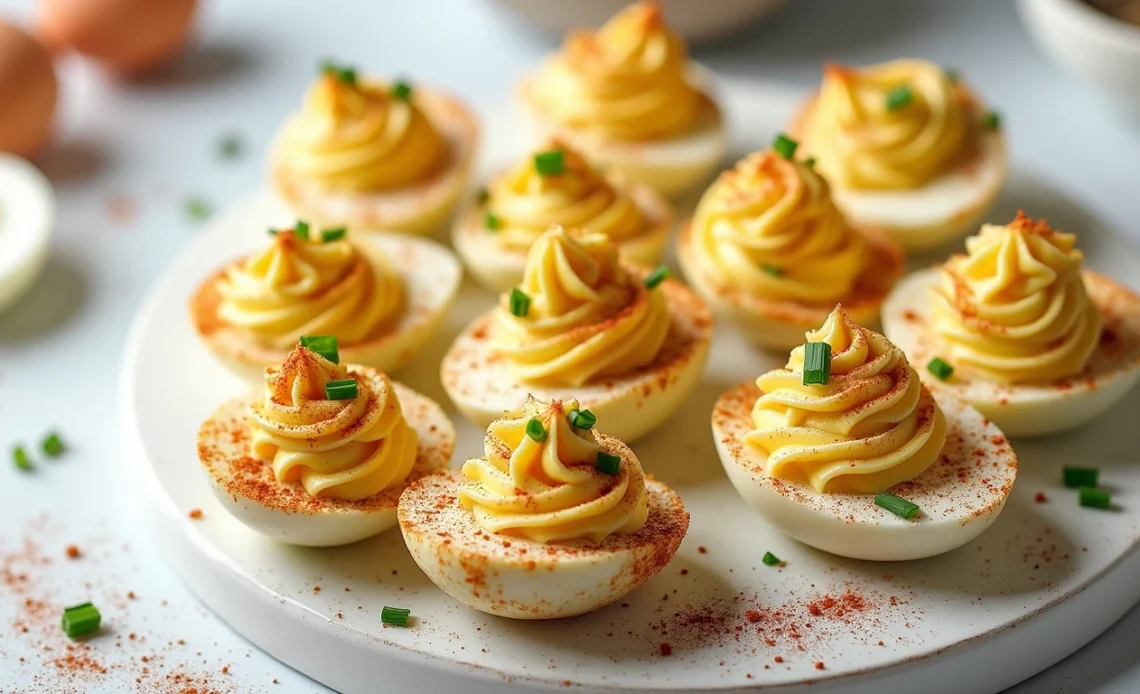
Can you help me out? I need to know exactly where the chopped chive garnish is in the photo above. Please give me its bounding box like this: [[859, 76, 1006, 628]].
[[525, 418, 547, 443], [320, 226, 347, 243], [268, 227, 279, 237], [772, 133, 798, 160], [534, 150, 565, 176], [13, 445, 31, 471], [1063, 466, 1098, 489], [886, 84, 914, 112], [983, 111, 1001, 131], [324, 378, 358, 400], [596, 451, 621, 475], [927, 357, 953, 381], [944, 68, 960, 84], [336, 67, 357, 86], [804, 157, 817, 168], [41, 432, 64, 458], [380, 606, 411, 627], [294, 220, 311, 240], [1078, 487, 1111, 510], [802, 342, 831, 386], [761, 551, 782, 567], [509, 288, 530, 317], [874, 493, 920, 519], [644, 265, 669, 290], [185, 197, 211, 222], [568, 408, 596, 430], [475, 188, 490, 206], [391, 80, 413, 101], [300, 335, 339, 364], [485, 212, 502, 231], [61, 602, 101, 638], [218, 133, 243, 160], [761, 263, 784, 277]]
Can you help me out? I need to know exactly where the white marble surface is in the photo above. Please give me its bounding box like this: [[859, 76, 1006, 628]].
[[0, 0, 1138, 692]]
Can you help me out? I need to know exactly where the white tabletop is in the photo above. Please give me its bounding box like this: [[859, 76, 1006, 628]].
[[1, 0, 1138, 692]]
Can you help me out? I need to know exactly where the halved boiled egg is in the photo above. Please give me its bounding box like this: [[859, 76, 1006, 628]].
[[398, 397, 689, 619], [198, 342, 454, 547], [713, 305, 1016, 561], [0, 154, 53, 314]]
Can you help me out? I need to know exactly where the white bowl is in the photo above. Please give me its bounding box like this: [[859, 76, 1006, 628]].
[[1018, 0, 1140, 123]]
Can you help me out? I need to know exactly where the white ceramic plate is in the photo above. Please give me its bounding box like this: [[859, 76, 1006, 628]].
[[120, 81, 1140, 694]]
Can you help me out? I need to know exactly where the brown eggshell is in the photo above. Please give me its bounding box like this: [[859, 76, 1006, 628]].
[[0, 21, 57, 157]]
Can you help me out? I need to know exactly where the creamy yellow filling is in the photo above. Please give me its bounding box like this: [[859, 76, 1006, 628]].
[[931, 213, 1102, 384], [485, 141, 647, 250], [801, 59, 979, 190], [529, 1, 704, 141], [493, 226, 670, 387], [248, 345, 418, 501], [689, 149, 869, 303], [215, 227, 404, 349], [745, 305, 947, 494], [277, 73, 447, 192], [457, 397, 648, 543]]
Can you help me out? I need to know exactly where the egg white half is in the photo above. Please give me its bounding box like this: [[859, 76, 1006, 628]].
[[0, 154, 53, 314]]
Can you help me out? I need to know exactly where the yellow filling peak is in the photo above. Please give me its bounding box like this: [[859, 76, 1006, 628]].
[[689, 149, 870, 304], [801, 59, 980, 190], [277, 73, 447, 192], [493, 226, 670, 387], [530, 1, 704, 141], [745, 305, 947, 494], [248, 344, 418, 501], [457, 397, 648, 543], [931, 212, 1102, 384], [216, 227, 404, 349], [485, 141, 648, 250]]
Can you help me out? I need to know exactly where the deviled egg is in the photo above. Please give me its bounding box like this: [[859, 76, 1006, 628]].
[[270, 62, 479, 235], [189, 221, 461, 380], [0, 154, 53, 314], [441, 225, 712, 442], [713, 306, 1017, 561], [453, 139, 673, 292], [517, 1, 726, 197], [883, 212, 1140, 438], [398, 396, 688, 619], [198, 339, 454, 547], [678, 137, 904, 351], [793, 59, 1007, 253]]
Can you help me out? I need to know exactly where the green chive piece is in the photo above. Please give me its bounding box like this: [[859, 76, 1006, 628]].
[[324, 378, 358, 400], [804, 157, 817, 168], [568, 408, 596, 430], [391, 80, 413, 100], [185, 197, 211, 222], [13, 445, 31, 471], [294, 220, 311, 240], [475, 188, 490, 206], [927, 357, 954, 381], [596, 451, 621, 475], [644, 265, 669, 290], [944, 68, 960, 84], [525, 418, 547, 443], [886, 84, 914, 112], [1063, 466, 1098, 489], [534, 150, 565, 176], [41, 432, 64, 458], [380, 606, 411, 627], [761, 551, 782, 567], [509, 288, 530, 317], [337, 67, 357, 86], [762, 263, 784, 277], [772, 133, 798, 160], [485, 212, 502, 231], [61, 602, 101, 638], [218, 133, 243, 160], [320, 226, 347, 243], [874, 493, 920, 519], [802, 342, 831, 386], [268, 227, 279, 237], [300, 335, 339, 364], [984, 111, 1001, 131], [1079, 487, 1111, 510]]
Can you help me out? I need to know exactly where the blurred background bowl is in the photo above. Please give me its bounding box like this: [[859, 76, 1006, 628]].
[[1018, 0, 1140, 124], [489, 0, 786, 45]]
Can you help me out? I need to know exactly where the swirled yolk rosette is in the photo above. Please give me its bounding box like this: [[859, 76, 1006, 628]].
[[745, 306, 948, 494], [689, 150, 870, 304], [528, 1, 703, 141], [276, 73, 448, 192], [457, 398, 648, 543], [931, 213, 1103, 384], [215, 228, 404, 349], [800, 59, 979, 190], [248, 344, 418, 501], [487, 142, 648, 250], [493, 227, 671, 387]]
